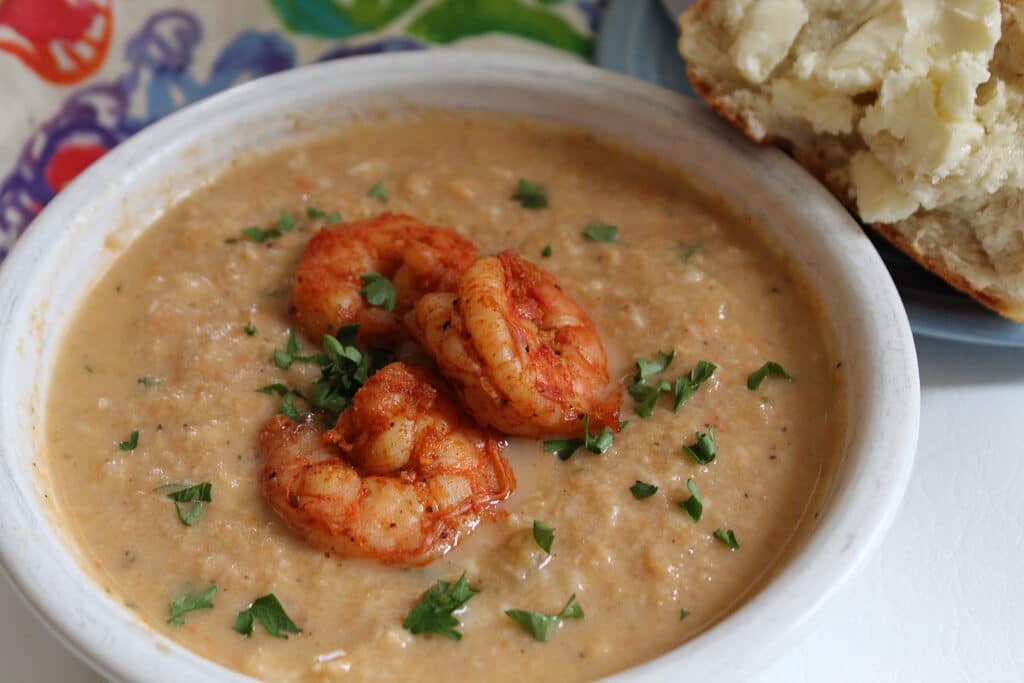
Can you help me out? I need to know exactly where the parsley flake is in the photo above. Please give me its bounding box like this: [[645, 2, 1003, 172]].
[[244, 323, 258, 336], [542, 415, 614, 461], [713, 528, 740, 550], [368, 181, 388, 203], [505, 594, 584, 642], [582, 222, 619, 243], [273, 329, 319, 370], [84, 364, 95, 374], [679, 479, 702, 521], [160, 482, 213, 526], [306, 206, 326, 218], [240, 226, 282, 243], [541, 244, 552, 258], [277, 211, 296, 231], [673, 361, 717, 411], [681, 243, 704, 261], [533, 520, 555, 554], [747, 361, 793, 390], [634, 351, 675, 381], [511, 179, 547, 209], [628, 379, 671, 418], [682, 428, 716, 465], [324, 211, 342, 224], [137, 375, 159, 388], [233, 594, 301, 639], [306, 207, 343, 224], [359, 272, 397, 312], [307, 326, 394, 423], [403, 574, 478, 641], [630, 480, 658, 499], [167, 584, 217, 626], [118, 430, 139, 451], [680, 608, 690, 620]]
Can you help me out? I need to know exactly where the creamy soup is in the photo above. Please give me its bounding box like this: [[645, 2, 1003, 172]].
[[45, 114, 843, 682]]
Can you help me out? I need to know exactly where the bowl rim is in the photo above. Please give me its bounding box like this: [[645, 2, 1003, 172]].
[[0, 51, 920, 683]]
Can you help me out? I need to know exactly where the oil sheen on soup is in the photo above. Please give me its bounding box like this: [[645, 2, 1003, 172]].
[[45, 113, 844, 682]]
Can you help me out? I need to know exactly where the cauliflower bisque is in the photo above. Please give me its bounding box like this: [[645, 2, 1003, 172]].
[[45, 113, 844, 682]]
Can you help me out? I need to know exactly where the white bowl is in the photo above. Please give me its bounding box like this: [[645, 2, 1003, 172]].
[[0, 52, 919, 683]]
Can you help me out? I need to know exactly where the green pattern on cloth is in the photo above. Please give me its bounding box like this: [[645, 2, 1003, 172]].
[[269, 0, 419, 38]]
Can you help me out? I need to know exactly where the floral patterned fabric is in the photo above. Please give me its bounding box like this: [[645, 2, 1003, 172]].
[[0, 0, 604, 258]]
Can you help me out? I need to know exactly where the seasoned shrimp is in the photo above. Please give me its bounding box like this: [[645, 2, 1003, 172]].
[[291, 213, 478, 345], [259, 362, 515, 565], [407, 250, 622, 438]]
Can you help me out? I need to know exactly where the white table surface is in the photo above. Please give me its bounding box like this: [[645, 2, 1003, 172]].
[[3, 335, 1022, 682]]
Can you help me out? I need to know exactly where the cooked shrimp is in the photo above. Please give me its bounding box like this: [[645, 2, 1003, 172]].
[[407, 250, 622, 438], [291, 213, 479, 345], [259, 362, 515, 565]]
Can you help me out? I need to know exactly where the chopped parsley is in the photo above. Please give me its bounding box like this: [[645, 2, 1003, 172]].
[[84, 364, 95, 374], [533, 520, 555, 554], [277, 210, 296, 231], [306, 207, 343, 224], [306, 206, 326, 218], [673, 361, 717, 411], [240, 226, 282, 243], [159, 482, 213, 526], [403, 574, 478, 641], [167, 584, 217, 626], [680, 608, 690, 620], [359, 272, 397, 312], [682, 428, 716, 465], [747, 361, 793, 390], [368, 181, 388, 203], [504, 594, 583, 642], [713, 528, 740, 550], [511, 179, 547, 209], [257, 383, 307, 422], [244, 323, 258, 336], [628, 379, 671, 418], [542, 415, 614, 461], [582, 222, 619, 243], [233, 594, 301, 639], [630, 480, 658, 499], [541, 244, 552, 258], [118, 430, 139, 451], [681, 243, 704, 261], [679, 479, 702, 521], [273, 329, 319, 370], [137, 375, 159, 388], [324, 211, 342, 224], [634, 350, 675, 381], [308, 326, 394, 422]]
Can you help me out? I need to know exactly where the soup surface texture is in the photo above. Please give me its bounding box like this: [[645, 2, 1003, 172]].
[[45, 114, 843, 682]]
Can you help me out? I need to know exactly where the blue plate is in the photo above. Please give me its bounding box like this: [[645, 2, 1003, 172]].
[[596, 0, 1024, 347]]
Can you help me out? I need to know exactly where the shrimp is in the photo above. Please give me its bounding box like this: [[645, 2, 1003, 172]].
[[407, 250, 622, 439], [259, 362, 515, 565], [291, 213, 479, 345]]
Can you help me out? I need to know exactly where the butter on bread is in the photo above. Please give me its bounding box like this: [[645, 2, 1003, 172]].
[[679, 0, 1024, 322]]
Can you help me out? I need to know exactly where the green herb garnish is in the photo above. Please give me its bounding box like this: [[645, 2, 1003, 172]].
[[84, 364, 95, 374], [630, 481, 658, 499], [233, 594, 301, 639], [324, 211, 342, 224], [679, 479, 702, 521], [368, 181, 388, 203], [240, 226, 282, 243], [681, 243, 704, 261], [682, 428, 716, 465], [747, 361, 793, 390], [118, 430, 139, 451], [257, 383, 307, 421], [680, 608, 690, 620], [277, 211, 296, 231], [137, 375, 159, 388], [634, 351, 675, 381], [307, 326, 394, 422], [673, 361, 717, 411], [505, 594, 584, 642], [628, 379, 671, 418], [583, 222, 619, 243], [167, 584, 217, 626], [306, 206, 326, 219], [359, 272, 397, 312], [533, 520, 555, 554], [713, 528, 740, 550], [542, 414, 614, 461], [162, 482, 212, 526], [273, 329, 319, 370], [244, 323, 258, 336], [403, 574, 478, 641], [511, 179, 547, 209], [541, 244, 552, 258]]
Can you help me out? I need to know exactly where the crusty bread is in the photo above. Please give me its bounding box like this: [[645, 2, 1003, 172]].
[[679, 0, 1024, 322]]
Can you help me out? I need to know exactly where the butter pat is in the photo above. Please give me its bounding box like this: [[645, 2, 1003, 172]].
[[731, 0, 808, 83]]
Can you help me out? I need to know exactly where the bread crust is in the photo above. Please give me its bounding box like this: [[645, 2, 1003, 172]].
[[678, 0, 1024, 322]]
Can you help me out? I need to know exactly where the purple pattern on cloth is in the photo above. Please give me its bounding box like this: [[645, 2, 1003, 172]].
[[0, 10, 424, 258]]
